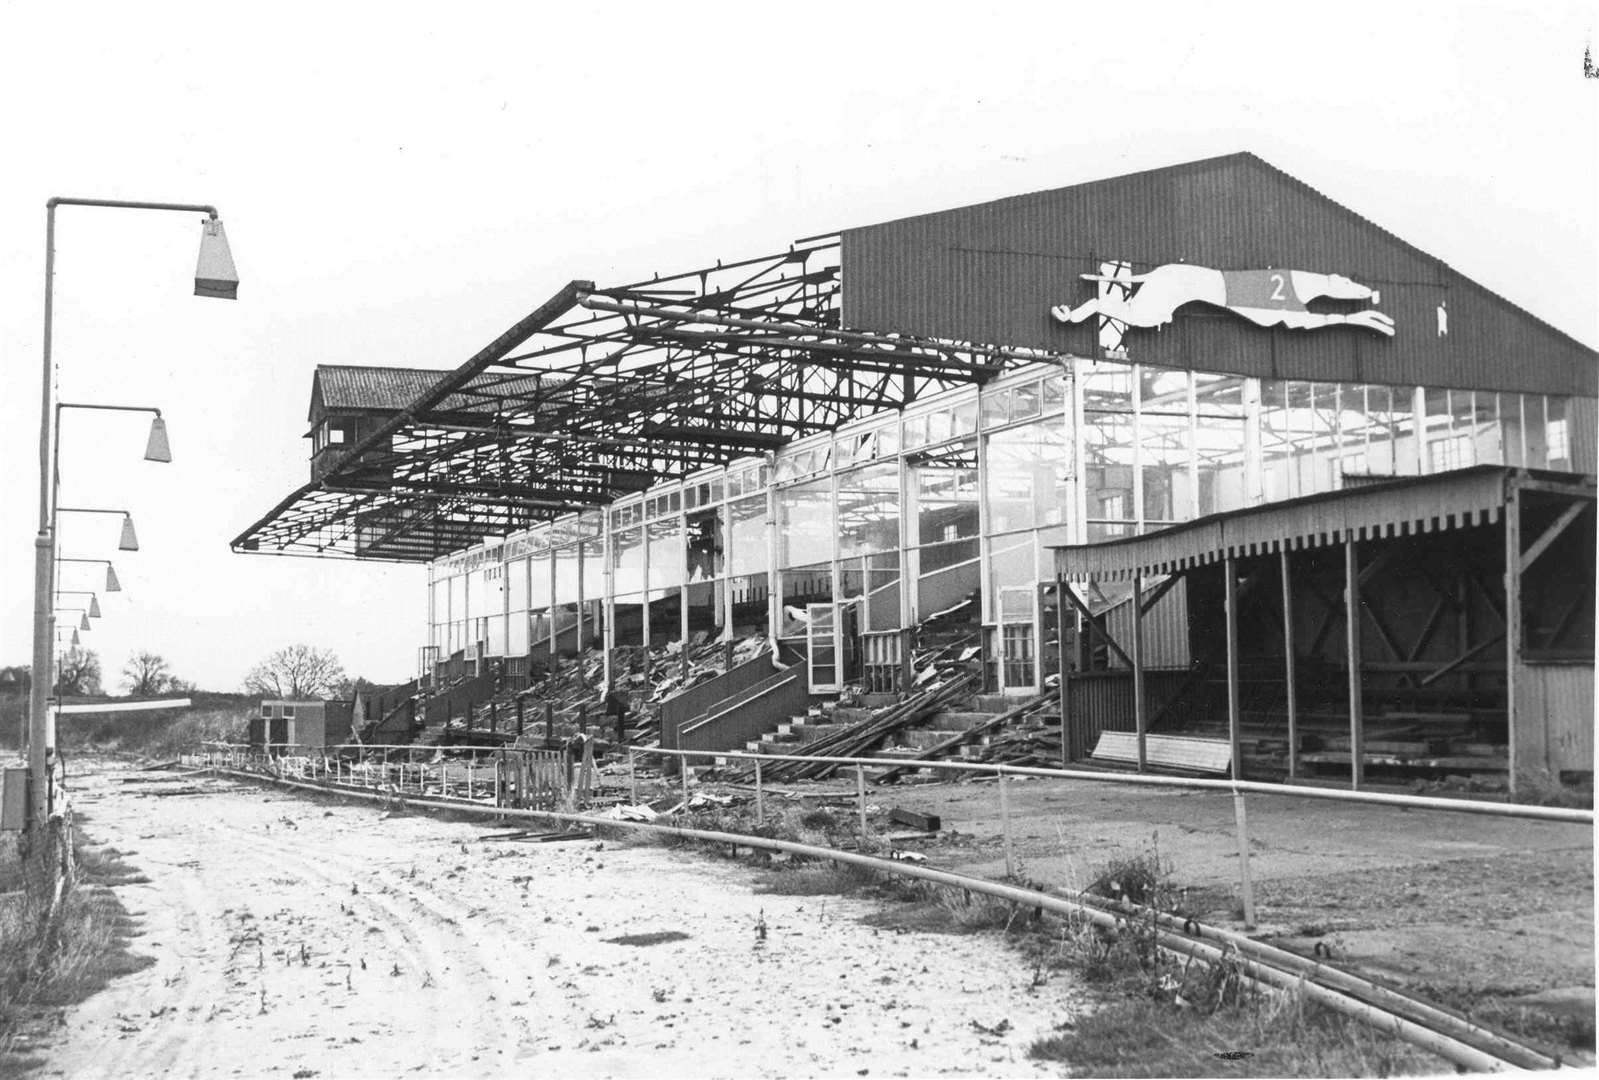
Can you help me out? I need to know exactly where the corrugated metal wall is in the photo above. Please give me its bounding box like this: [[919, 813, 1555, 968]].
[[1516, 663, 1595, 778], [842, 153, 1596, 398]]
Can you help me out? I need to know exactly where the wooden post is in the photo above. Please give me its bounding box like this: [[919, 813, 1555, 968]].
[[628, 748, 638, 804], [1132, 575, 1147, 773], [899, 626, 914, 694], [545, 701, 554, 748], [681, 753, 691, 811], [1504, 487, 1522, 799], [489, 701, 498, 735], [516, 699, 524, 737], [856, 765, 868, 838], [1281, 549, 1299, 781], [1344, 537, 1364, 791], [1233, 789, 1256, 929], [754, 758, 765, 825], [1057, 576, 1072, 765], [1224, 555, 1242, 781], [998, 770, 1015, 878]]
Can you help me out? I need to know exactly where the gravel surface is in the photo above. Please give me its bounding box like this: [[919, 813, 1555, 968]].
[[31, 765, 1083, 1078]]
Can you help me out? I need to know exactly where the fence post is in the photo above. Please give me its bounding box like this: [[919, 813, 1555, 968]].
[[517, 699, 525, 737], [681, 753, 691, 811], [999, 770, 1015, 879], [546, 702, 555, 748], [856, 765, 868, 839], [1233, 789, 1256, 930], [628, 748, 638, 804], [755, 757, 764, 826]]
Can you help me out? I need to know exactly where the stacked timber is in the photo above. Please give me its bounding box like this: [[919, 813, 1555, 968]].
[[872, 692, 1055, 782], [740, 673, 978, 782]]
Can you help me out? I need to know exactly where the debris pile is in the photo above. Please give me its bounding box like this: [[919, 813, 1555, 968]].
[[872, 692, 1057, 782]]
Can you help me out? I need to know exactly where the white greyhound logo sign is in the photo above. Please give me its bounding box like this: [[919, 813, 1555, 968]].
[[1051, 263, 1396, 338]]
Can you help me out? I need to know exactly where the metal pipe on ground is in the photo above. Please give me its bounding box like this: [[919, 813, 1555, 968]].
[[200, 763, 1527, 1075]]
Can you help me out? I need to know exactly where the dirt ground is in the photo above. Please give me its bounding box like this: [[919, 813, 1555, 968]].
[[15, 764, 1081, 1079], [825, 772, 1596, 1054]]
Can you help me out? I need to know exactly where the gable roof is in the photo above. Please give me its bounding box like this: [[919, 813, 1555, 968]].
[[309, 365, 561, 421], [840, 152, 1597, 397]]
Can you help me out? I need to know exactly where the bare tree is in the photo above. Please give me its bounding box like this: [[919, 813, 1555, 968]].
[[243, 644, 346, 699], [56, 647, 102, 697], [123, 651, 173, 696]]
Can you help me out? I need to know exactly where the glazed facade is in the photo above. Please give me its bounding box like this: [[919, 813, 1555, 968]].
[[426, 356, 1580, 694]]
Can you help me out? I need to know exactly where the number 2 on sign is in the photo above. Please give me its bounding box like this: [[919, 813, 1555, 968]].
[[1269, 274, 1286, 302]]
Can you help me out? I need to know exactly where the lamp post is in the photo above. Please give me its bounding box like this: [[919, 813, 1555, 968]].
[[54, 591, 102, 619], [57, 558, 122, 594], [57, 508, 141, 551], [27, 197, 237, 834]]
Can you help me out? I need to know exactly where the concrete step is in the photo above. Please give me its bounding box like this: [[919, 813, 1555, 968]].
[[969, 694, 1017, 713], [896, 729, 970, 750], [928, 710, 996, 727], [795, 724, 844, 744]]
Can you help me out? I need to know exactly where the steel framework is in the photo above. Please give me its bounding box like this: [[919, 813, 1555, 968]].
[[233, 238, 1054, 562]]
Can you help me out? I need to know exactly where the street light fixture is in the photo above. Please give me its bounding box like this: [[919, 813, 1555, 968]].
[[58, 558, 121, 593], [26, 196, 236, 834], [57, 403, 172, 465], [56, 591, 101, 618], [57, 508, 141, 552]]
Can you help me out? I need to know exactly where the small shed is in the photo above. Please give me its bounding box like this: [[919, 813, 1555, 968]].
[[250, 699, 331, 752]]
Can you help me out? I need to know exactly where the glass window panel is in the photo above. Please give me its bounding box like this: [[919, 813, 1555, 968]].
[[926, 409, 953, 445], [612, 527, 644, 595], [1546, 397, 1571, 470], [876, 422, 901, 456], [986, 417, 1071, 533], [1502, 392, 1526, 466], [553, 544, 579, 606], [1259, 380, 1294, 501], [728, 495, 769, 578], [1141, 413, 1193, 524], [1523, 393, 1548, 467], [528, 552, 550, 611], [1194, 373, 1247, 418], [902, 413, 926, 449], [685, 509, 724, 583], [987, 534, 1037, 622], [916, 465, 979, 547], [1084, 411, 1135, 526], [837, 462, 901, 558], [1012, 382, 1041, 421], [1139, 366, 1189, 416], [1197, 418, 1248, 515], [506, 558, 529, 614], [951, 401, 978, 436], [779, 564, 832, 635], [580, 537, 603, 604], [778, 478, 833, 568], [1081, 358, 1133, 411], [1041, 373, 1068, 409], [980, 389, 1010, 427], [647, 517, 683, 591], [508, 612, 529, 656]]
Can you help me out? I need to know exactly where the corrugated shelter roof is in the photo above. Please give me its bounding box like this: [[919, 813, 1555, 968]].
[[1051, 466, 1596, 582], [309, 365, 561, 420], [313, 366, 455, 414]]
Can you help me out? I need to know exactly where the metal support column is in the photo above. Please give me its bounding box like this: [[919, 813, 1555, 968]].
[[1224, 555, 1242, 780], [1344, 536, 1364, 790], [1281, 548, 1299, 780], [1132, 574, 1147, 772]]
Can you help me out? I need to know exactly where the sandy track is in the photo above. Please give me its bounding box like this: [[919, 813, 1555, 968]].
[[40, 767, 1077, 1078]]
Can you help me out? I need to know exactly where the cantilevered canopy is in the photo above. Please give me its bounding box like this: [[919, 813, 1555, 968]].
[[1051, 466, 1591, 581], [234, 239, 1053, 562]]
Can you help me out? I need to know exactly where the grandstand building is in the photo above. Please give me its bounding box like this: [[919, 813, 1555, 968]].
[[235, 153, 1596, 795]]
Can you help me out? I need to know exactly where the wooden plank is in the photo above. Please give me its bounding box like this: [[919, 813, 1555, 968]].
[[1092, 732, 1232, 774], [889, 807, 941, 832]]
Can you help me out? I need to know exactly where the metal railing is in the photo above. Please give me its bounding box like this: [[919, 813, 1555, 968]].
[[184, 743, 572, 809]]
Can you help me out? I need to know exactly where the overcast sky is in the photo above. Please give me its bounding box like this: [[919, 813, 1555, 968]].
[[1, 1, 1595, 693]]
